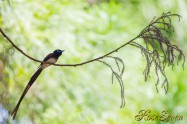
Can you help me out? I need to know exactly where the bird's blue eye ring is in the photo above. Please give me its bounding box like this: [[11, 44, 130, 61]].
[[54, 49, 64, 53]]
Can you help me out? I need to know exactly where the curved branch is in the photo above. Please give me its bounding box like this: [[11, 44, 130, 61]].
[[1, 12, 183, 68], [0, 28, 139, 67], [97, 59, 125, 108], [0, 12, 185, 107]]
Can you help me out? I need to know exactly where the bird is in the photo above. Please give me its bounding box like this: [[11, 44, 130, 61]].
[[11, 49, 65, 120]]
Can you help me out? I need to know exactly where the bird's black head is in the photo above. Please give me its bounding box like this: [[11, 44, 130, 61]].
[[53, 49, 65, 57]]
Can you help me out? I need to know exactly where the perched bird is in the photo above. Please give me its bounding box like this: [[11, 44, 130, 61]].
[[11, 49, 64, 119]]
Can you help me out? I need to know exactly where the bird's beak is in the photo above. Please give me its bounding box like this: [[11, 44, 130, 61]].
[[62, 50, 65, 52]]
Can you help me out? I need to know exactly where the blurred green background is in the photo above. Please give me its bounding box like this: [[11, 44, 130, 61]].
[[0, 0, 187, 124]]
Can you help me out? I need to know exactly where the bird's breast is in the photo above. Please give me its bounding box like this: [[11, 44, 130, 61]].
[[41, 58, 57, 69]]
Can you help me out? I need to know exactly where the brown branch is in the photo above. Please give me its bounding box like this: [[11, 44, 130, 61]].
[[0, 28, 139, 67], [0, 12, 185, 107], [1, 13, 183, 68]]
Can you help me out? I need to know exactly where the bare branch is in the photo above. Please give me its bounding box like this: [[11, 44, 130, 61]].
[[132, 12, 185, 93], [0, 12, 185, 106], [0, 28, 139, 66]]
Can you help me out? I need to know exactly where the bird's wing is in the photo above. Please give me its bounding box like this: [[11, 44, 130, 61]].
[[42, 53, 54, 62], [37, 53, 54, 69], [40, 53, 57, 69]]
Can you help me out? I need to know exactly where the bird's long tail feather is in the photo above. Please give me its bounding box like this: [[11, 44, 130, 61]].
[[11, 68, 43, 119]]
